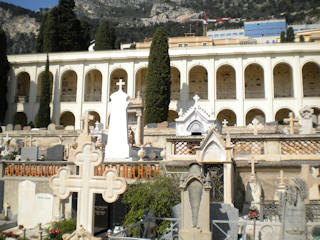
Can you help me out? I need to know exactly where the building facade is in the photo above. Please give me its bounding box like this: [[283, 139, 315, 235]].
[[6, 42, 320, 129]]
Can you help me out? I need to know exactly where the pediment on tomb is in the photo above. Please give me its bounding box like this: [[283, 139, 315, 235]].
[[197, 127, 227, 163], [175, 95, 215, 136]]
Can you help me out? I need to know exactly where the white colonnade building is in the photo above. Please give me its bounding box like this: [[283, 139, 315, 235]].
[[6, 42, 320, 129]]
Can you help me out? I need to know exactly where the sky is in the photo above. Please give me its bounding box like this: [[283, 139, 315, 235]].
[[0, 0, 59, 11]]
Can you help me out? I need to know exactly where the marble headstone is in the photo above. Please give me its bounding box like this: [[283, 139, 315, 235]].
[[21, 147, 38, 161], [6, 124, 13, 131], [47, 145, 64, 161], [299, 106, 315, 134]]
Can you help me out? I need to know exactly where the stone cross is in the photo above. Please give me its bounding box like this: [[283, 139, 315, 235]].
[[283, 112, 299, 135], [81, 112, 94, 135], [193, 94, 200, 105], [222, 119, 228, 127], [49, 142, 127, 234], [249, 157, 257, 177], [277, 170, 288, 187], [248, 118, 264, 136], [3, 133, 11, 155], [116, 79, 125, 91]]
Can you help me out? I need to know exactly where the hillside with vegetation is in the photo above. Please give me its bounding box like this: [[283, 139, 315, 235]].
[[0, 0, 320, 54]]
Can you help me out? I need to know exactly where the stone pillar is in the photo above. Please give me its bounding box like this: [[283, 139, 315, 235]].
[[179, 60, 189, 107], [208, 58, 215, 103], [293, 56, 303, 110], [76, 65, 85, 130], [52, 65, 61, 124], [101, 62, 110, 129], [224, 162, 234, 204], [236, 57, 245, 126], [264, 56, 274, 122], [135, 111, 144, 146]]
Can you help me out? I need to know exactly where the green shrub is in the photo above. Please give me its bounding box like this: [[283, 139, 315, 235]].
[[46, 219, 76, 240]]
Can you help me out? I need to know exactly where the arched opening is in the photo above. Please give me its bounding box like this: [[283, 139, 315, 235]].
[[16, 72, 30, 103], [60, 111, 75, 127], [135, 68, 147, 98], [303, 62, 320, 97], [37, 71, 54, 102], [84, 70, 102, 102], [273, 63, 293, 98], [61, 70, 77, 102], [216, 65, 236, 99], [13, 112, 28, 127], [171, 67, 180, 100], [275, 108, 293, 124], [312, 107, 320, 127], [245, 64, 264, 98], [110, 69, 128, 94], [88, 111, 101, 127], [246, 109, 265, 125], [187, 120, 204, 135], [217, 109, 237, 126], [189, 66, 208, 100], [168, 110, 178, 123]]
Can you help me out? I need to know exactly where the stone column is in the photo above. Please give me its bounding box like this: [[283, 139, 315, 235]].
[[224, 162, 234, 204], [52, 65, 61, 124], [293, 56, 303, 111], [179, 60, 189, 107], [236, 57, 245, 126], [208, 58, 215, 103], [135, 111, 144, 146], [264, 56, 273, 122], [101, 62, 110, 129]]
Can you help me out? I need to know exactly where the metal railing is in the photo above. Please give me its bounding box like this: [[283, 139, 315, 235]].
[[245, 90, 265, 98], [216, 90, 236, 99]]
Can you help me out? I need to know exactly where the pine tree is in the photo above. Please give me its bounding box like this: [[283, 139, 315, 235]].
[[144, 27, 171, 124], [0, 29, 9, 124], [94, 20, 116, 50], [36, 55, 51, 128]]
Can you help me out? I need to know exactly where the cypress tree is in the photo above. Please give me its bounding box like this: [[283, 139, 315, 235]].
[[286, 27, 295, 42], [94, 20, 116, 50], [144, 27, 171, 124], [36, 55, 51, 128], [280, 31, 286, 43], [0, 29, 9, 124], [37, 0, 90, 52]]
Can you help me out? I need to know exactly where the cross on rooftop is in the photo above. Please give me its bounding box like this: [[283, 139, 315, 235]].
[[116, 79, 125, 91], [222, 119, 228, 127], [248, 118, 264, 136], [283, 112, 299, 135], [49, 142, 127, 234], [193, 94, 200, 105]]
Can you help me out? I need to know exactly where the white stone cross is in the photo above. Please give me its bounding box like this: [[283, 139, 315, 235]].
[[49, 142, 127, 234], [116, 79, 125, 91], [248, 118, 264, 136], [193, 94, 200, 105], [222, 119, 228, 127], [284, 112, 299, 135]]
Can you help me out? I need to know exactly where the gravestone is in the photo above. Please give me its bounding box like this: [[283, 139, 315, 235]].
[[65, 126, 75, 131], [47, 145, 64, 161], [21, 147, 38, 161], [299, 106, 315, 134], [18, 181, 54, 228], [281, 178, 307, 240], [1, 126, 5, 132], [14, 124, 22, 130], [48, 123, 56, 131], [35, 193, 54, 225], [23, 126, 31, 131], [18, 180, 36, 228], [211, 203, 239, 240], [16, 139, 24, 155], [6, 124, 13, 131], [179, 164, 212, 240], [105, 79, 131, 160]]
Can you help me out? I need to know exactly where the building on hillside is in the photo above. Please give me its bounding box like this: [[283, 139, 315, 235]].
[[294, 29, 320, 42], [6, 42, 320, 129]]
